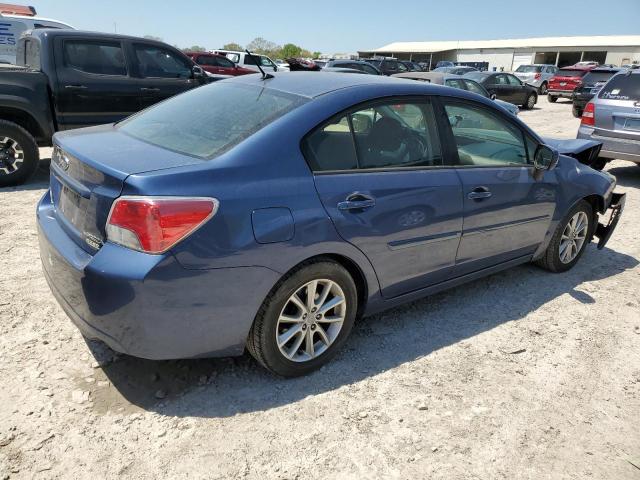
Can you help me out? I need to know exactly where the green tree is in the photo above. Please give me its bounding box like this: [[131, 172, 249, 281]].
[[222, 42, 243, 51], [280, 43, 302, 59], [184, 45, 207, 52], [246, 37, 280, 57], [312, 51, 322, 59]]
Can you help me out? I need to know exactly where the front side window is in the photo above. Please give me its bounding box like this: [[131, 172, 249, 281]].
[[443, 101, 529, 166], [506, 74, 522, 86], [494, 74, 509, 85], [303, 99, 442, 172], [361, 64, 378, 75], [64, 40, 126, 76], [134, 44, 191, 79], [445, 79, 465, 90], [463, 79, 489, 97], [119, 83, 307, 159]]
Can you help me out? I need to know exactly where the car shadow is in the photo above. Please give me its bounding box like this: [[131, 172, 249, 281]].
[[0, 157, 50, 192], [90, 244, 638, 418], [607, 164, 640, 188]]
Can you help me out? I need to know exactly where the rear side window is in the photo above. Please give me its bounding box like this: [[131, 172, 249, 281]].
[[463, 80, 489, 97], [582, 71, 617, 84], [598, 73, 640, 101], [360, 64, 378, 75], [303, 99, 442, 172], [119, 83, 307, 159], [23, 39, 40, 69], [64, 40, 126, 76]]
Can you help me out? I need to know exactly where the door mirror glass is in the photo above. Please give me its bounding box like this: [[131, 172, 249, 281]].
[[534, 144, 558, 170], [192, 65, 205, 77], [351, 112, 373, 134], [490, 93, 497, 100]]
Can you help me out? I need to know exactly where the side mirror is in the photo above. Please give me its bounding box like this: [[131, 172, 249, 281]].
[[533, 144, 559, 179], [490, 93, 497, 100], [351, 113, 373, 134], [192, 65, 205, 78]]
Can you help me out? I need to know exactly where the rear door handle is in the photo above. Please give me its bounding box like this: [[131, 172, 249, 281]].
[[140, 87, 160, 92], [468, 187, 492, 200], [64, 84, 87, 90], [338, 194, 376, 211]]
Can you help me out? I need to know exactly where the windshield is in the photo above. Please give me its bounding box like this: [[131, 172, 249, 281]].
[[582, 71, 618, 84], [119, 83, 308, 159], [598, 73, 640, 101], [516, 65, 541, 73], [463, 71, 485, 82]]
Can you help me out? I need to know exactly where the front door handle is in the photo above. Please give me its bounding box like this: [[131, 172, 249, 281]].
[[468, 186, 492, 200], [64, 84, 87, 90], [140, 87, 160, 92], [338, 194, 376, 211]]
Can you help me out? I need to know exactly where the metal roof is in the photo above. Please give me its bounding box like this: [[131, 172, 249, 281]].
[[362, 35, 640, 53]]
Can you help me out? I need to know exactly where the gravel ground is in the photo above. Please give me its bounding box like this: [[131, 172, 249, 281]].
[[1, 98, 639, 479]]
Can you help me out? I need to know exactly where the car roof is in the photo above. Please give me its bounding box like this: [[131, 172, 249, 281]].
[[588, 67, 623, 73], [392, 72, 468, 84], [25, 29, 171, 43], [560, 65, 594, 71], [230, 71, 443, 98]]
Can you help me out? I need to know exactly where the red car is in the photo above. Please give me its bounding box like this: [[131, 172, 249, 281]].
[[547, 65, 597, 103], [185, 52, 256, 76]]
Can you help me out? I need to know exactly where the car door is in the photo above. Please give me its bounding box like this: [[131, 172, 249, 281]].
[[195, 54, 221, 74], [492, 74, 517, 103], [53, 37, 141, 130], [440, 99, 557, 275], [130, 42, 199, 109], [304, 98, 464, 298], [506, 73, 527, 104]]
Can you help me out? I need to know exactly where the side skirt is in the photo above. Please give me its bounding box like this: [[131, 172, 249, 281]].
[[364, 254, 533, 317]]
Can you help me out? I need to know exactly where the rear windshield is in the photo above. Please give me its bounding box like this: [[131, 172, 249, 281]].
[[557, 69, 587, 78], [582, 71, 618, 84], [516, 65, 541, 73], [598, 73, 640, 101], [119, 83, 308, 158]]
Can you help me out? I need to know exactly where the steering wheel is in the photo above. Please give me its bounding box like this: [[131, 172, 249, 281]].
[[404, 130, 433, 165]]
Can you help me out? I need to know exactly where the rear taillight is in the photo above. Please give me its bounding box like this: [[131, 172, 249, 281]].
[[581, 102, 595, 126], [106, 196, 218, 254], [534, 73, 541, 80]]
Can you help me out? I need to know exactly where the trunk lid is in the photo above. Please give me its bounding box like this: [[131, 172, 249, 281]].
[[50, 124, 205, 252], [593, 72, 640, 142]]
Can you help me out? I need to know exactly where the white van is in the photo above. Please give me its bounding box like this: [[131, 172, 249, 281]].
[[0, 11, 73, 64], [214, 50, 287, 73]]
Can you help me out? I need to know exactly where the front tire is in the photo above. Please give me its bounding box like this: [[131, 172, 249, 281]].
[[247, 260, 358, 377], [548, 94, 558, 103], [539, 82, 548, 95], [536, 200, 594, 273], [0, 120, 39, 188]]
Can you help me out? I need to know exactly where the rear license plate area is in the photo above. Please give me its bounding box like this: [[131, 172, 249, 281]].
[[58, 185, 82, 222]]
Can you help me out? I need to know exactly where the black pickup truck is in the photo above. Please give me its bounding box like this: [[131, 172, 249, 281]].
[[0, 29, 209, 186]]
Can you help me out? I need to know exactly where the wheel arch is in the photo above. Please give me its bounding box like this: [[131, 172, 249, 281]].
[[0, 107, 44, 141]]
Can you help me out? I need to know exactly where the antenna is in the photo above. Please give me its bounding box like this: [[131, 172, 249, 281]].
[[245, 49, 273, 80]]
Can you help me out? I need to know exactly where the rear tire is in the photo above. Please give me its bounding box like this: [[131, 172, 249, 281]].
[[0, 120, 39, 188], [548, 94, 558, 103], [523, 93, 537, 110], [247, 259, 358, 377], [535, 200, 593, 273]]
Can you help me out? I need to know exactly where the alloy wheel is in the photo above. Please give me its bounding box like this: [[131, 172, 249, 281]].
[[276, 279, 346, 362], [527, 95, 536, 109], [559, 211, 589, 264], [0, 137, 24, 175]]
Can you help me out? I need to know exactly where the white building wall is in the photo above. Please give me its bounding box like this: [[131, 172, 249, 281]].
[[455, 49, 523, 71], [604, 47, 640, 65]]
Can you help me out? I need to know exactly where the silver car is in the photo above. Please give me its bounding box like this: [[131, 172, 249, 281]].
[[514, 64, 558, 94], [577, 70, 640, 169]]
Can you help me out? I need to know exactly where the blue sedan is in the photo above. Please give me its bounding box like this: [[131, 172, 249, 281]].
[[37, 72, 625, 377]]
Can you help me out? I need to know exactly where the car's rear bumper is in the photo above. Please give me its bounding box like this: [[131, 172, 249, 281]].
[[37, 190, 280, 360], [577, 127, 640, 163], [547, 89, 574, 98]]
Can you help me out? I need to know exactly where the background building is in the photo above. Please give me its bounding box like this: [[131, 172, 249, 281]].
[[358, 35, 640, 70]]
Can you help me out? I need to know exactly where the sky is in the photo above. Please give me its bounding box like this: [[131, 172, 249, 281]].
[[28, 0, 640, 53]]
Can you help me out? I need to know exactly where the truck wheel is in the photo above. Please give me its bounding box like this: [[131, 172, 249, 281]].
[[0, 120, 39, 188], [536, 200, 593, 273], [548, 95, 558, 103]]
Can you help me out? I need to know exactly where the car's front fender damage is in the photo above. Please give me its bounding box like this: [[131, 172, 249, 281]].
[[542, 137, 602, 167], [595, 192, 626, 250]]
